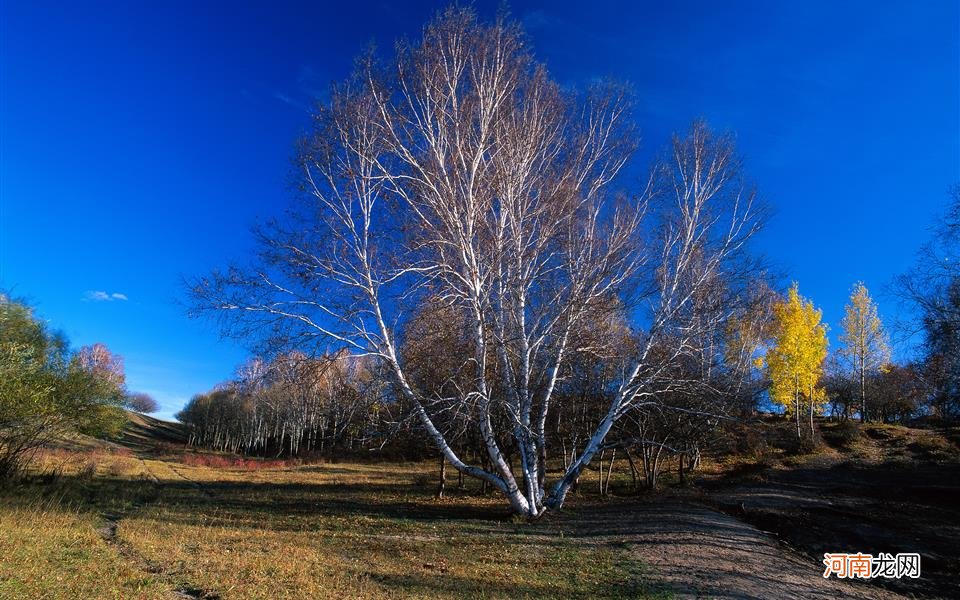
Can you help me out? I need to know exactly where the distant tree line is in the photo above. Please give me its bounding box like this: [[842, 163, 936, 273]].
[[159, 181, 960, 484], [180, 186, 960, 494], [177, 351, 389, 457]]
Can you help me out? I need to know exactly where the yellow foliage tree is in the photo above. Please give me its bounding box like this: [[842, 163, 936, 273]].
[[838, 282, 890, 423], [765, 283, 829, 441]]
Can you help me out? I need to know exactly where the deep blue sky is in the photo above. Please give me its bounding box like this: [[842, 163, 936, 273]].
[[2, 1, 957, 420]]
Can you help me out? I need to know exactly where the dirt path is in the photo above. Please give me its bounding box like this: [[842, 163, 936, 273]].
[[571, 500, 906, 600], [94, 455, 221, 600], [704, 450, 960, 597]]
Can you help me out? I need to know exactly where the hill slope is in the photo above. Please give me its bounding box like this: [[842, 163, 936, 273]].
[[115, 410, 187, 451]]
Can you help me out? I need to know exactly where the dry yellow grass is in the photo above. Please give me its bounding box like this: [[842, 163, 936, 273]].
[[0, 498, 171, 599], [1, 451, 661, 599]]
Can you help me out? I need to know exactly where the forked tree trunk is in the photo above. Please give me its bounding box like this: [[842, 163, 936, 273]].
[[233, 19, 767, 514]]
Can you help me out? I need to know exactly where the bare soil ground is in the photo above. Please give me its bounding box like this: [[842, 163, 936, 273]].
[[580, 499, 906, 599], [702, 422, 960, 599]]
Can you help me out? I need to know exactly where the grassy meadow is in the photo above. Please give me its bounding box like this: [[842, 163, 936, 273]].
[[5, 418, 958, 599], [0, 447, 662, 600]]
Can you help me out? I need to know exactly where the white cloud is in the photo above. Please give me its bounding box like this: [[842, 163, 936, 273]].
[[84, 290, 128, 302], [273, 91, 294, 105]]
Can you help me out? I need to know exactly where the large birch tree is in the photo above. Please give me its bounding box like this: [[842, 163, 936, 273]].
[[191, 7, 763, 515]]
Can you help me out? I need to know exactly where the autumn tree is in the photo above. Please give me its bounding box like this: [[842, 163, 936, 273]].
[[178, 351, 384, 456], [75, 342, 125, 388], [126, 392, 159, 414], [191, 7, 764, 515], [823, 356, 856, 420], [898, 185, 960, 421], [872, 363, 923, 423], [922, 279, 960, 420], [723, 280, 777, 405], [765, 283, 828, 441], [838, 283, 890, 422], [0, 296, 127, 478]]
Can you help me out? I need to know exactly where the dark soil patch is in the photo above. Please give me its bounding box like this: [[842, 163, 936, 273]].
[[709, 458, 960, 599]]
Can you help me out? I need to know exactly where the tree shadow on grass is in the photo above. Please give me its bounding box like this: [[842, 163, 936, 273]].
[[362, 570, 654, 600], [9, 472, 517, 530]]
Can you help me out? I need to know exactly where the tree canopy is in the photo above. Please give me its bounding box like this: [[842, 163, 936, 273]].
[[838, 282, 889, 422], [765, 283, 829, 440], [0, 295, 128, 478]]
